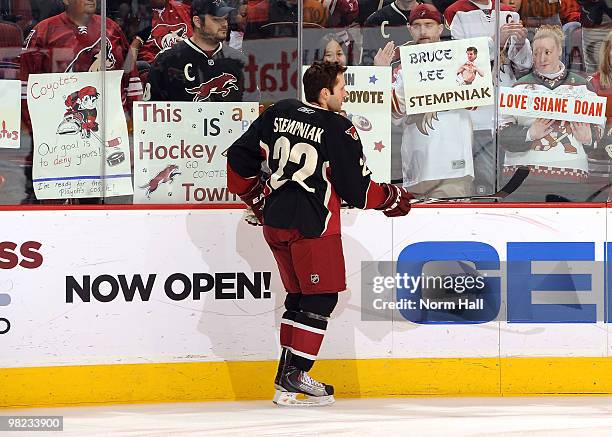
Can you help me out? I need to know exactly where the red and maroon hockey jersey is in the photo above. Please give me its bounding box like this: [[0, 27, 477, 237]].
[[138, 0, 193, 65], [20, 12, 143, 115], [227, 99, 388, 237]]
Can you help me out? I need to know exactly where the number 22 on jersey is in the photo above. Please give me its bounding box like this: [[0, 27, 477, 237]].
[[269, 136, 318, 193]]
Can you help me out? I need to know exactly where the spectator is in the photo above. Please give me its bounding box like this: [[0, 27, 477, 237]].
[[361, 0, 415, 65], [148, 0, 248, 102], [308, 30, 393, 65], [20, 0, 143, 110], [589, 29, 612, 120], [327, 0, 360, 28], [392, 3, 474, 197], [317, 32, 354, 65], [517, 0, 562, 40], [445, 0, 532, 195], [499, 25, 596, 201], [578, 0, 612, 73], [587, 30, 612, 178], [131, 0, 193, 66], [228, 0, 248, 50], [244, 0, 328, 39], [561, 0, 581, 24], [19, 0, 143, 204], [358, 0, 393, 25]]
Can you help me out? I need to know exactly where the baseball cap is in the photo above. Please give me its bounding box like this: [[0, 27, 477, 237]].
[[191, 0, 234, 17], [409, 3, 442, 24]]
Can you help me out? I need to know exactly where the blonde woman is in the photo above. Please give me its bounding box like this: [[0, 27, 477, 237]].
[[587, 31, 612, 177], [589, 31, 612, 123], [499, 25, 596, 201]]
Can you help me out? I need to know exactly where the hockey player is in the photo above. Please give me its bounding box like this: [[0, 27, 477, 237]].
[[147, 0, 248, 102], [226, 61, 414, 406], [456, 46, 485, 85]]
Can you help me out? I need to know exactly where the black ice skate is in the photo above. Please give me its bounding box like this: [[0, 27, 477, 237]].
[[273, 365, 335, 407]]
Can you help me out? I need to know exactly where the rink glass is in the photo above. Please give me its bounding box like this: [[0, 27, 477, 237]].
[[0, 0, 610, 204]]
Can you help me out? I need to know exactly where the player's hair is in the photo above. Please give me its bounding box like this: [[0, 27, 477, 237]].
[[533, 25, 564, 51], [598, 30, 612, 88], [303, 61, 347, 103], [466, 46, 477, 54]]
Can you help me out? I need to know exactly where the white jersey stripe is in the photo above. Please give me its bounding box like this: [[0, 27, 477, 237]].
[[287, 347, 318, 361], [281, 318, 326, 336]]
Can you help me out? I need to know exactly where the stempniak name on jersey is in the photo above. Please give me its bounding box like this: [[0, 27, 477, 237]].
[[273, 117, 324, 144], [408, 87, 491, 107]]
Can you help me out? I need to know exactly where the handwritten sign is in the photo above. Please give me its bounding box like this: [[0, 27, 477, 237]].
[[133, 102, 259, 204], [499, 86, 606, 125], [0, 80, 21, 149], [301, 66, 391, 182], [28, 71, 133, 199], [399, 37, 493, 114]]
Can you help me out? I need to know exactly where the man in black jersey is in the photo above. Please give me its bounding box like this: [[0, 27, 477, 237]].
[[227, 61, 414, 406], [361, 0, 415, 65], [147, 0, 248, 102]]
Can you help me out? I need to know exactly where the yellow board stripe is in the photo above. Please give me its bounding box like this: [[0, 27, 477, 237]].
[[2, 357, 612, 408]]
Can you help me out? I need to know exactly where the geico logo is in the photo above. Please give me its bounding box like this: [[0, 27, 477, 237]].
[[0, 318, 9, 335], [396, 241, 612, 324], [0, 241, 43, 269]]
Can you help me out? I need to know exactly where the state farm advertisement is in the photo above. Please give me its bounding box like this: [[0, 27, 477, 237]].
[[133, 102, 258, 204], [242, 38, 298, 103]]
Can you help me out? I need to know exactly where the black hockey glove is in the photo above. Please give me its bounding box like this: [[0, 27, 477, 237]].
[[240, 179, 265, 225], [377, 183, 414, 217]]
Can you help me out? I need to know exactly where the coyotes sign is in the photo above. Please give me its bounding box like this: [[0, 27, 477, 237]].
[[27, 71, 133, 199], [133, 101, 258, 204]]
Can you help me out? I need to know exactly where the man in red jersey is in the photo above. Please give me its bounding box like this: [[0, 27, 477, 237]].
[[131, 0, 193, 65], [227, 61, 414, 406], [19, 0, 142, 204], [20, 0, 143, 116]]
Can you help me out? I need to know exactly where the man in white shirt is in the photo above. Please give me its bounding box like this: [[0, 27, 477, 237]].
[[392, 3, 474, 197]]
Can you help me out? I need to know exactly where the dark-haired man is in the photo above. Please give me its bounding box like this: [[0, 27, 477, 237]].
[[227, 61, 414, 406], [147, 0, 247, 102]]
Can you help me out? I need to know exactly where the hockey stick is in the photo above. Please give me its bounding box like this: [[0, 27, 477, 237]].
[[409, 166, 530, 204], [584, 182, 612, 202]]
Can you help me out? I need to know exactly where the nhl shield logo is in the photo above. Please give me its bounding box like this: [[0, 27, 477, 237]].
[[310, 274, 320, 284]]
